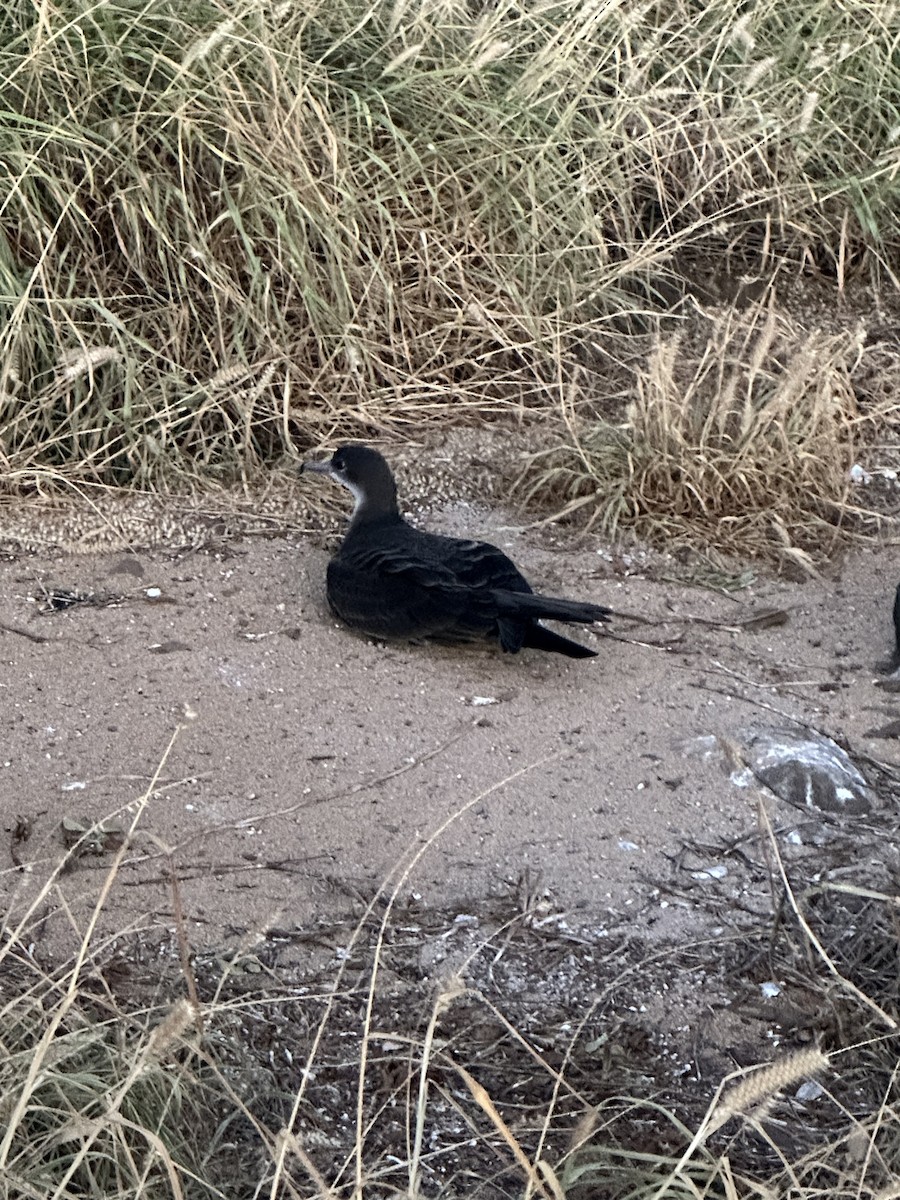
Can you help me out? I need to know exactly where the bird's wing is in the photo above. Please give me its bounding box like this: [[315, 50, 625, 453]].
[[399, 532, 533, 595], [490, 590, 610, 624], [326, 528, 532, 643], [334, 542, 465, 591], [326, 552, 481, 640]]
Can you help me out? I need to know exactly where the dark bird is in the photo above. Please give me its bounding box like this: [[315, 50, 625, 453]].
[[302, 444, 610, 658]]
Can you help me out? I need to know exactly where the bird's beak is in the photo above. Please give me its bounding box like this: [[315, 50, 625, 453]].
[[301, 459, 333, 476]]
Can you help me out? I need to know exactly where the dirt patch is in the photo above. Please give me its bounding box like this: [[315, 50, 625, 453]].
[[3, 481, 900, 1197], [1, 496, 897, 959]]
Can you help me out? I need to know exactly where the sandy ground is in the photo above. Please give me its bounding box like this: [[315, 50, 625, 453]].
[[2, 492, 898, 966]]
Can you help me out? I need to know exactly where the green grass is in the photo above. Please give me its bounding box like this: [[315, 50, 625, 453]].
[[1, 0, 898, 490], [0, 993, 211, 1199]]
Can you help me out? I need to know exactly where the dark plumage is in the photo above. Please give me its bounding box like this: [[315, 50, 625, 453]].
[[302, 444, 610, 658]]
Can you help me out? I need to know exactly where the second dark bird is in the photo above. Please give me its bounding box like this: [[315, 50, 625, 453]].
[[302, 444, 610, 658]]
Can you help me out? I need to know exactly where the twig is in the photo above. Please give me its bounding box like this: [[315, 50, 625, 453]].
[[756, 799, 897, 1030], [0, 620, 50, 643]]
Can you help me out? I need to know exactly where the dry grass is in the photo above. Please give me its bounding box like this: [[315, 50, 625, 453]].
[[2, 1, 900, 1185], [0, 0, 898, 503], [4, 726, 900, 1199], [518, 300, 900, 568]]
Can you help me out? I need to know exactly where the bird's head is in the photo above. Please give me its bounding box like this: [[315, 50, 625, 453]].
[[302, 444, 398, 520]]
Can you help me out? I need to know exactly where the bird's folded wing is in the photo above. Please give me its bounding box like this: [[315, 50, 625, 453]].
[[358, 536, 533, 596], [490, 590, 610, 624], [335, 544, 471, 591], [327, 556, 485, 639], [425, 538, 531, 593]]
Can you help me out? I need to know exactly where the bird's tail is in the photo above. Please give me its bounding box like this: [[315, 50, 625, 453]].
[[491, 590, 610, 626], [522, 624, 598, 658]]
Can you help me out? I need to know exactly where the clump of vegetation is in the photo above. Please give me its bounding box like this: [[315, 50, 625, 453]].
[[5, 769, 900, 1199], [1, 0, 898, 491], [518, 302, 894, 569], [4, 707, 900, 1200], [0, 985, 212, 1198]]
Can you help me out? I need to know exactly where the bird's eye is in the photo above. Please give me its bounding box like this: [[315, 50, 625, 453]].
[[332, 455, 344, 471]]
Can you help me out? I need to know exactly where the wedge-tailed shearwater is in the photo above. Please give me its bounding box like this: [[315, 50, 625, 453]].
[[302, 444, 609, 658]]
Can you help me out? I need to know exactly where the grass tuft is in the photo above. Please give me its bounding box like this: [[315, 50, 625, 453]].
[[517, 300, 898, 567], [0, 987, 207, 1199]]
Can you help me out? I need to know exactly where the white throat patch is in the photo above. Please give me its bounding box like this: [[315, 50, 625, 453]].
[[334, 473, 365, 516]]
